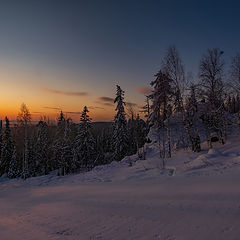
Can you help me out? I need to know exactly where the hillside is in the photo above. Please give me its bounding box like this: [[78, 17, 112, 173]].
[[0, 131, 240, 240]]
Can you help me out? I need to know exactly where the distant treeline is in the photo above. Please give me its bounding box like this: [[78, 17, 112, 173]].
[[0, 86, 148, 179]]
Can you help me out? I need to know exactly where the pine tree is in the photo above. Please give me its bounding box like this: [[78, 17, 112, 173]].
[[112, 85, 128, 161], [0, 117, 14, 176]]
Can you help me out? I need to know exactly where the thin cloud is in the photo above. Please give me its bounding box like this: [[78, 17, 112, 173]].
[[94, 101, 114, 107], [43, 106, 61, 111], [42, 88, 88, 97], [98, 96, 114, 102], [96, 97, 137, 108], [136, 86, 152, 95], [96, 96, 114, 107]]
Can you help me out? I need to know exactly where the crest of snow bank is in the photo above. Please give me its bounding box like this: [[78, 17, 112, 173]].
[[186, 145, 240, 172]]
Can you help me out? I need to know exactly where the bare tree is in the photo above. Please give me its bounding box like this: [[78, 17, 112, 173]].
[[17, 103, 31, 126], [162, 45, 185, 112], [199, 48, 224, 109], [17, 103, 32, 179], [199, 48, 226, 145], [126, 103, 137, 120]]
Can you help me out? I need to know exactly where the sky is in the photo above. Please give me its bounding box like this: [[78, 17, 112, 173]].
[[0, 0, 240, 122]]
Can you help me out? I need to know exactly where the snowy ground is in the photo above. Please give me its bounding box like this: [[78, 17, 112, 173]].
[[1, 134, 240, 239]]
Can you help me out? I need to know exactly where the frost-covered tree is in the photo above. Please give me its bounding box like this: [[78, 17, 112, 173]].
[[199, 48, 226, 145], [75, 106, 95, 169], [199, 48, 224, 110], [0, 117, 14, 176], [112, 85, 128, 161], [149, 71, 173, 164], [149, 70, 173, 125], [162, 46, 185, 112]]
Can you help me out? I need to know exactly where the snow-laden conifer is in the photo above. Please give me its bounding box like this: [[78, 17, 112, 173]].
[[112, 85, 128, 161], [75, 106, 95, 169], [0, 117, 14, 176]]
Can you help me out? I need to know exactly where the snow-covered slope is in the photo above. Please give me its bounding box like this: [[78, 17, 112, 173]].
[[1, 133, 240, 240]]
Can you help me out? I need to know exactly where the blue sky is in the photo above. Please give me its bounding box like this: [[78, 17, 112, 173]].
[[0, 0, 239, 121]]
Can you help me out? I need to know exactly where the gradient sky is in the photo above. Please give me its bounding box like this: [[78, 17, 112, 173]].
[[0, 0, 240, 122]]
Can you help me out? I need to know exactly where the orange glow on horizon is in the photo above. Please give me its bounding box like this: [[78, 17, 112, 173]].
[[0, 62, 144, 123]]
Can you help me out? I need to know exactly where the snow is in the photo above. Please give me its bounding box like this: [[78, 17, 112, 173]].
[[1, 133, 240, 239]]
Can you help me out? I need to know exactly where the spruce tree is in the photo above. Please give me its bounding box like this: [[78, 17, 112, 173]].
[[112, 85, 128, 161], [75, 106, 95, 169], [0, 117, 14, 176], [149, 71, 173, 126], [149, 71, 173, 163]]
